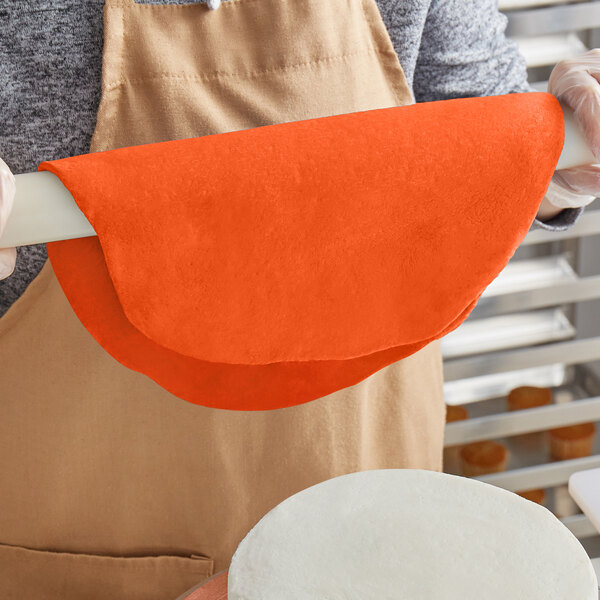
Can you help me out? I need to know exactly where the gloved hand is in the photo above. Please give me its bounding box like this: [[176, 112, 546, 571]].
[[546, 48, 600, 210], [0, 157, 17, 279]]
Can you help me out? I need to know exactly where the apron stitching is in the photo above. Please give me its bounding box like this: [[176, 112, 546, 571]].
[[102, 47, 397, 91], [120, 4, 126, 86], [101, 4, 126, 151], [119, 0, 129, 86], [0, 543, 213, 572], [94, 2, 129, 151]]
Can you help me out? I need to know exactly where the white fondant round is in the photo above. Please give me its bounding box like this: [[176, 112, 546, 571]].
[[229, 469, 597, 600]]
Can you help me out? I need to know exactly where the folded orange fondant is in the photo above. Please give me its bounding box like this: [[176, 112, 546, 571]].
[[40, 93, 563, 410]]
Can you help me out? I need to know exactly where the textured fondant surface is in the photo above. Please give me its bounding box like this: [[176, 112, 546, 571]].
[[229, 470, 597, 599], [41, 94, 564, 408]]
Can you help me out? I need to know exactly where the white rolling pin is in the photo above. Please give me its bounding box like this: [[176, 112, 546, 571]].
[[0, 102, 596, 249]]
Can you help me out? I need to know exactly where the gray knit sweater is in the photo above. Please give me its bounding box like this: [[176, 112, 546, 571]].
[[0, 0, 582, 316]]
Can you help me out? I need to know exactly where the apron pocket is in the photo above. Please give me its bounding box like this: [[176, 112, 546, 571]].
[[0, 542, 214, 600]]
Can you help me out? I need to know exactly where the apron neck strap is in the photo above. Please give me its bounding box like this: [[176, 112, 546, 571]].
[[105, 0, 137, 7], [105, 0, 217, 6]]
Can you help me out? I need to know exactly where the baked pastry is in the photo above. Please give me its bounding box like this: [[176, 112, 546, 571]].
[[517, 488, 546, 505], [444, 404, 469, 474], [507, 386, 552, 411], [549, 422, 596, 460], [507, 386, 553, 449], [460, 440, 508, 477], [446, 404, 469, 423]]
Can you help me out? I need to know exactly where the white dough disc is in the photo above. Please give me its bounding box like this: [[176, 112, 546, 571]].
[[229, 469, 597, 600]]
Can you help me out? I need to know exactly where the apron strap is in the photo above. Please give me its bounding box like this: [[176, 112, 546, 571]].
[[104, 0, 221, 9], [104, 0, 134, 6]]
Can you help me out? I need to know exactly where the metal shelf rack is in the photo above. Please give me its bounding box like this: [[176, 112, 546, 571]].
[[443, 0, 600, 561]]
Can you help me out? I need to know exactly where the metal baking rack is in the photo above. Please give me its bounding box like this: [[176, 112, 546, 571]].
[[445, 0, 600, 562]]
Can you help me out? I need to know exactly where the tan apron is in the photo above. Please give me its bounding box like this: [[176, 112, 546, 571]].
[[0, 0, 444, 597]]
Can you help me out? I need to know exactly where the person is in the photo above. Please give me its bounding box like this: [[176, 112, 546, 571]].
[[0, 1, 598, 598]]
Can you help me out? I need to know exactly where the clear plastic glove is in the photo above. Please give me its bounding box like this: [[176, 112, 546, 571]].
[[0, 157, 17, 279], [547, 48, 600, 209]]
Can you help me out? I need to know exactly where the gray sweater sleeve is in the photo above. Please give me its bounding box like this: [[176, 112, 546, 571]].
[[412, 0, 584, 231]]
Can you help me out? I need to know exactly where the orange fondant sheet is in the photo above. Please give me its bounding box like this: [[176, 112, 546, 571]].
[[40, 93, 564, 410]]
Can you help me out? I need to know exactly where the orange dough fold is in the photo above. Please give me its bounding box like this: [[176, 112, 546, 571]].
[[40, 93, 564, 410]]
